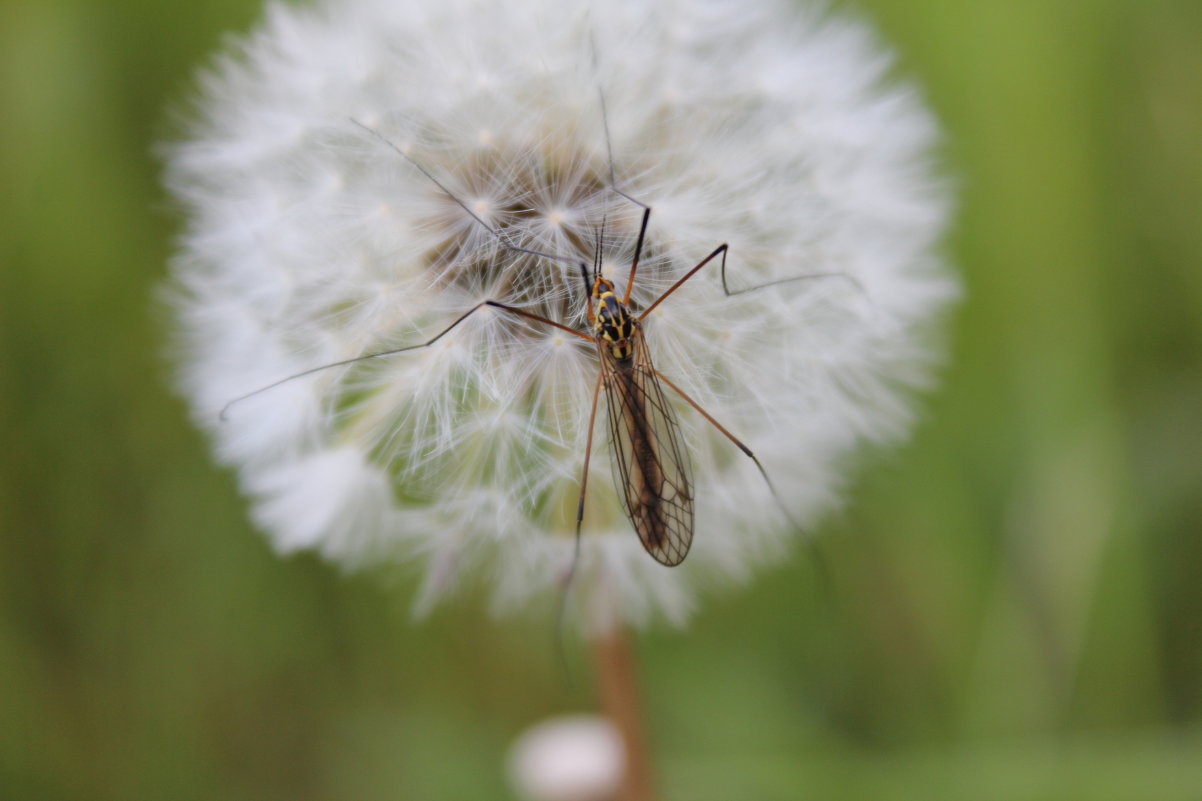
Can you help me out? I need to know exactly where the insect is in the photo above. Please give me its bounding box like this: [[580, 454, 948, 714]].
[[222, 109, 841, 568]]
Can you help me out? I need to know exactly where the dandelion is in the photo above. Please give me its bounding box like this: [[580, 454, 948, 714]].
[[165, 0, 955, 635]]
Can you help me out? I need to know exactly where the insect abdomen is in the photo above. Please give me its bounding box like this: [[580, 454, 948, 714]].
[[615, 366, 670, 547]]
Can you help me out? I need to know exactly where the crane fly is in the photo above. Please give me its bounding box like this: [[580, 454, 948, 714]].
[[582, 242, 695, 566], [221, 116, 832, 571]]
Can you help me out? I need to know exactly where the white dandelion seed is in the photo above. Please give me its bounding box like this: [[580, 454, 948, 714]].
[[165, 0, 956, 634]]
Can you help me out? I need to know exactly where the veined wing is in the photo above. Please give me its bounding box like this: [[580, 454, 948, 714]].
[[600, 326, 694, 566]]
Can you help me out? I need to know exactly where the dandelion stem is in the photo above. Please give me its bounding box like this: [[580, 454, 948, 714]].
[[593, 627, 655, 801]]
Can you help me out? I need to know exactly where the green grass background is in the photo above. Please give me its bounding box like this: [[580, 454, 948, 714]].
[[2, 0, 1200, 798]]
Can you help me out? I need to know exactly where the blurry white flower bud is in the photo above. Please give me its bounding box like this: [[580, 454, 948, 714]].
[[508, 715, 624, 801]]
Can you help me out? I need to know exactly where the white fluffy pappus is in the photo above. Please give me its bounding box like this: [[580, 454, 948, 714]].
[[165, 0, 956, 633]]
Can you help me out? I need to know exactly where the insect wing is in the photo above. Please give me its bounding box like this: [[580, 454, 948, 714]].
[[601, 329, 694, 566]]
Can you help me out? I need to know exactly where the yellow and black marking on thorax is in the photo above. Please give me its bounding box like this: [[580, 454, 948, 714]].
[[592, 277, 636, 362]]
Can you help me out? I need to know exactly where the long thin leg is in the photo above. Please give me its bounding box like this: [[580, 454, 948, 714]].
[[654, 367, 834, 602], [352, 119, 588, 278], [574, 367, 607, 553], [562, 368, 605, 590], [599, 177, 651, 307], [594, 77, 859, 315], [220, 300, 591, 420], [639, 244, 728, 321], [638, 242, 862, 322], [602, 82, 836, 313], [554, 366, 606, 663], [592, 77, 652, 307], [651, 368, 801, 532], [617, 199, 650, 306]]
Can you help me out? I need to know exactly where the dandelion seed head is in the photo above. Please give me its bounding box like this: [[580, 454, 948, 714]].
[[166, 0, 956, 633]]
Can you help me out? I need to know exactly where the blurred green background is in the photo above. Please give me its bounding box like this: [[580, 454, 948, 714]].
[[2, 0, 1200, 798]]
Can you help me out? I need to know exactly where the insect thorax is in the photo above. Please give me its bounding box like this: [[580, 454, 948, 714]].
[[594, 291, 635, 361]]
